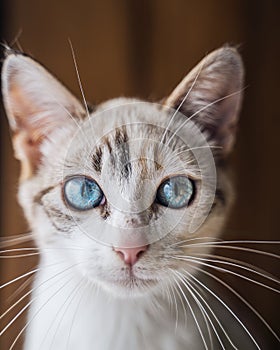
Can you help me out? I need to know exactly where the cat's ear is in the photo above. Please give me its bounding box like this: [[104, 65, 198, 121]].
[[164, 47, 244, 157], [1, 50, 85, 180]]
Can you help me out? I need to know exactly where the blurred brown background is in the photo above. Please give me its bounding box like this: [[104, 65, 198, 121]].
[[0, 0, 279, 349]]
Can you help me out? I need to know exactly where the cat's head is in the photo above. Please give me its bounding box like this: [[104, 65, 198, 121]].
[[1, 47, 244, 297]]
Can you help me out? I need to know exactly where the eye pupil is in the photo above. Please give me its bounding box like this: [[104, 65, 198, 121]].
[[156, 176, 194, 209], [64, 177, 104, 211], [81, 183, 86, 196]]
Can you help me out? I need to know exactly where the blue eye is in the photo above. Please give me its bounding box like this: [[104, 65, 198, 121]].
[[156, 176, 194, 209], [64, 177, 104, 210]]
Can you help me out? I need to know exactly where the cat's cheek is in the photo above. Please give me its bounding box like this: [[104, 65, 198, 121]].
[[17, 180, 57, 244], [17, 179, 41, 221]]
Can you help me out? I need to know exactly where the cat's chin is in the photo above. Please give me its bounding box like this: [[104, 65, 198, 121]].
[[98, 276, 159, 298]]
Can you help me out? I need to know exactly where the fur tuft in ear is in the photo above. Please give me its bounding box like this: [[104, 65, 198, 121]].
[[164, 47, 244, 157], [1, 52, 85, 180]]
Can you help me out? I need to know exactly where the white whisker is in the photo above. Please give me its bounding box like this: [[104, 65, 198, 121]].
[[180, 277, 217, 350], [180, 243, 280, 259], [1, 261, 87, 321], [1, 260, 67, 289], [66, 281, 89, 349], [180, 267, 261, 349], [160, 60, 205, 144], [0, 232, 33, 248], [0, 246, 85, 256], [42, 279, 84, 349], [4, 259, 90, 349], [0, 252, 40, 259], [169, 237, 222, 248], [176, 270, 234, 350], [169, 269, 209, 350], [175, 145, 222, 157], [1, 267, 75, 338], [166, 89, 245, 147], [192, 252, 279, 284], [171, 256, 280, 294], [68, 40, 91, 122], [1, 267, 40, 290], [8, 277, 73, 350], [194, 265, 280, 343], [7, 275, 34, 304], [169, 283, 179, 330], [171, 278, 188, 329]]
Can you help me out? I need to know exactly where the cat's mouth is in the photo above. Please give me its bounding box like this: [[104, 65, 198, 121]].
[[113, 278, 158, 297], [100, 268, 159, 296]]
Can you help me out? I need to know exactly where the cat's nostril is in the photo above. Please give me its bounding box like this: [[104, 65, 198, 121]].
[[125, 218, 137, 226], [114, 245, 148, 266]]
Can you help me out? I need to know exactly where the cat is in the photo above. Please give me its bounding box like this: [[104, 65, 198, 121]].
[[1, 45, 277, 349]]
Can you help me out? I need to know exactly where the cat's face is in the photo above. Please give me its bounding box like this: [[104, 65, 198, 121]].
[[1, 47, 243, 297]]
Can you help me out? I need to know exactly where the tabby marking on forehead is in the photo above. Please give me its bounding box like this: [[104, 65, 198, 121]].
[[91, 126, 131, 177]]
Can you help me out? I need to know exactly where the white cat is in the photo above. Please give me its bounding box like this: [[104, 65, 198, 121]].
[[2, 46, 266, 349]]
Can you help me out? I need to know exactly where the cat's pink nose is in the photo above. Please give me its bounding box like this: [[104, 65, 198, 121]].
[[114, 245, 148, 265]]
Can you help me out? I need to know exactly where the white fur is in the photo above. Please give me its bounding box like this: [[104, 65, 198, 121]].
[[1, 48, 248, 349]]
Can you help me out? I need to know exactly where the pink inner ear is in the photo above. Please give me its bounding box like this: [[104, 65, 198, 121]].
[[2, 53, 86, 181], [7, 84, 49, 180], [9, 83, 49, 139], [12, 132, 41, 181]]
